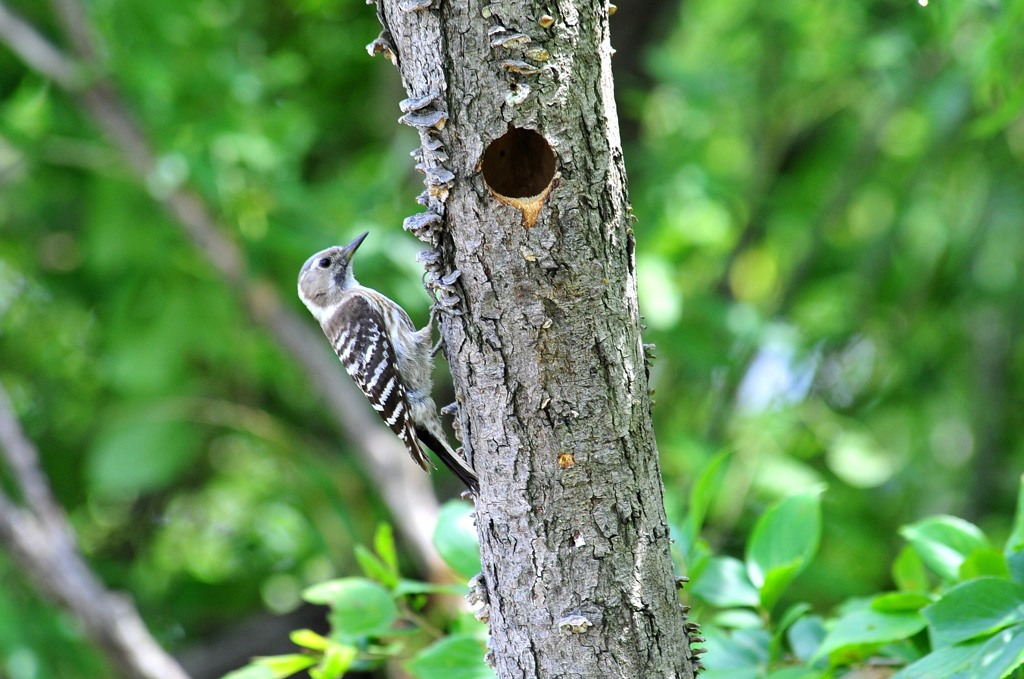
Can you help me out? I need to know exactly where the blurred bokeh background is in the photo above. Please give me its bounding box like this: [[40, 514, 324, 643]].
[[0, 0, 1022, 677]]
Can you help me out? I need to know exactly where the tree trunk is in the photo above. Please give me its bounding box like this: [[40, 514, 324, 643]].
[[371, 1, 697, 676]]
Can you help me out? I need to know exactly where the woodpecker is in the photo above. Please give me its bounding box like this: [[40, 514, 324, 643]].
[[297, 232, 479, 492]]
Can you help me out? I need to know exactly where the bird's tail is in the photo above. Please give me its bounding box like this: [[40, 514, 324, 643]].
[[415, 425, 479, 493]]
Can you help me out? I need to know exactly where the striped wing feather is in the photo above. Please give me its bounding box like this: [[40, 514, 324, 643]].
[[326, 295, 430, 471]]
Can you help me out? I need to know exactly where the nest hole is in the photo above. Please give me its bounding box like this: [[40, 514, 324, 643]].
[[481, 127, 556, 199]]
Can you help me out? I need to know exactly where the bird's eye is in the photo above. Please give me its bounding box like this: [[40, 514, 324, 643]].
[[318, 257, 331, 269]]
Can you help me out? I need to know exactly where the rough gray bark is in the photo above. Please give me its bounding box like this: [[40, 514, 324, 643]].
[[372, 1, 699, 677]]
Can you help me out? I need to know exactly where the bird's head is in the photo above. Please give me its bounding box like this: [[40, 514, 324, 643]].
[[297, 231, 368, 320]]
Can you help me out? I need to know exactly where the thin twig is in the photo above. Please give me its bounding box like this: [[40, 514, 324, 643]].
[[0, 1, 79, 86], [49, 0, 102, 62], [0, 386, 57, 517]]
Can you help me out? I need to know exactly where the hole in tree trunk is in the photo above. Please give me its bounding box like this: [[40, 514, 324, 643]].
[[481, 127, 556, 198], [480, 126, 557, 228]]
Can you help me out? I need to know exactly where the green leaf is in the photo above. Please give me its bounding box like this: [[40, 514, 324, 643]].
[[893, 546, 931, 592], [969, 622, 1024, 679], [894, 622, 1024, 679], [406, 634, 494, 679], [1009, 552, 1024, 585], [351, 524, 400, 590], [433, 500, 482, 579], [702, 625, 771, 670], [354, 545, 399, 589], [1006, 475, 1024, 556], [302, 577, 373, 605], [394, 579, 468, 597], [290, 629, 329, 651], [892, 639, 986, 679], [775, 602, 812, 636], [765, 668, 821, 679], [697, 669, 760, 679], [255, 654, 318, 678], [302, 578, 398, 638], [745, 487, 824, 610], [922, 577, 1024, 647], [900, 516, 990, 583], [759, 561, 805, 615], [770, 602, 811, 662], [374, 523, 399, 574], [871, 592, 933, 613], [713, 608, 763, 629], [813, 608, 926, 662], [787, 615, 826, 663], [685, 450, 731, 546], [309, 643, 358, 679], [221, 665, 276, 679], [692, 556, 761, 608], [960, 548, 1010, 580]]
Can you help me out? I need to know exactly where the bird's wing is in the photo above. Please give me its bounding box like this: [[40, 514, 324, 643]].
[[326, 295, 430, 471]]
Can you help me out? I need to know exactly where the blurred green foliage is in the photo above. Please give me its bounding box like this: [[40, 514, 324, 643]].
[[0, 0, 1022, 676], [633, 0, 1024, 610]]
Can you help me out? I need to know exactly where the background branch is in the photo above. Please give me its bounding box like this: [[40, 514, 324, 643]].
[[0, 0, 447, 576], [0, 383, 191, 679], [0, 1, 78, 86]]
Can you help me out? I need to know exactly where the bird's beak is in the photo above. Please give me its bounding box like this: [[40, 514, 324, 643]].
[[338, 231, 369, 263]]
